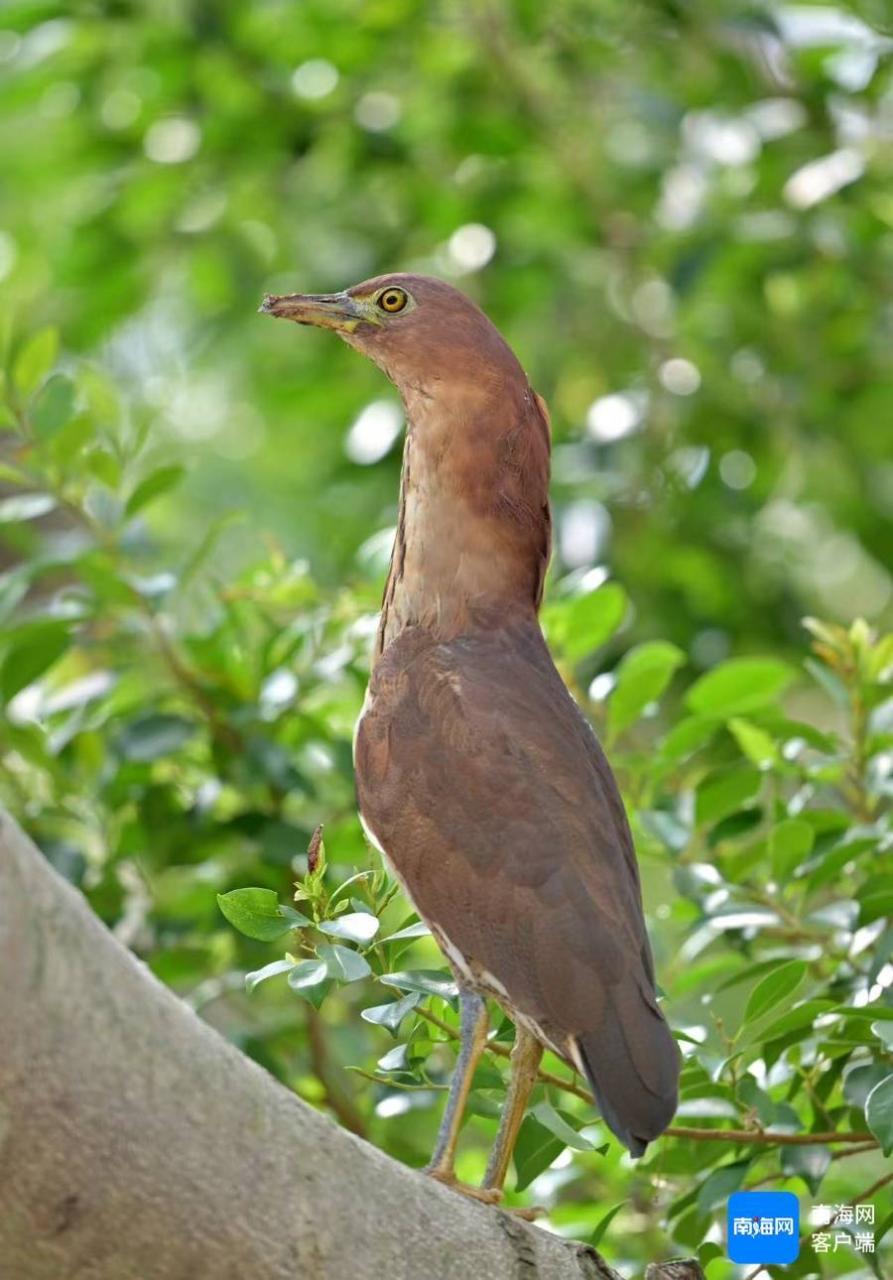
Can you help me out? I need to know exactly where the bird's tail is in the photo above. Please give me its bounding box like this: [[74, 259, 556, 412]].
[[575, 984, 679, 1157]]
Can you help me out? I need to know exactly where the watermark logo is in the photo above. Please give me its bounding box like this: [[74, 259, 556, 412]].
[[727, 1191, 800, 1264], [809, 1202, 875, 1256]]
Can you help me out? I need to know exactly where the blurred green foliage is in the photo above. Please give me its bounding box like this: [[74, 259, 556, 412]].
[[1, 1, 892, 1276]]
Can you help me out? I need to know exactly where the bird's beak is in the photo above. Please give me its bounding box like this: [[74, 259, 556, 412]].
[[258, 291, 367, 333]]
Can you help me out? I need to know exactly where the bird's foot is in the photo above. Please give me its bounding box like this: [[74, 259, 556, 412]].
[[425, 1169, 544, 1219], [426, 1167, 501, 1204]]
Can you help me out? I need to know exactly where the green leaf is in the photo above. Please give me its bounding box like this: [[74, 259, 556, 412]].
[[531, 1101, 595, 1151], [747, 999, 836, 1047], [318, 943, 372, 983], [1, 622, 70, 701], [379, 970, 458, 1000], [125, 465, 186, 518], [695, 767, 761, 825], [245, 959, 294, 992], [513, 1114, 564, 1191], [31, 374, 74, 437], [360, 992, 422, 1035], [728, 717, 778, 768], [743, 961, 808, 1025], [780, 1144, 830, 1193], [86, 446, 122, 489], [872, 1021, 893, 1050], [866, 1075, 893, 1156], [379, 920, 431, 943], [659, 715, 717, 761], [217, 888, 309, 941], [589, 1201, 626, 1248], [318, 911, 380, 944], [695, 1161, 749, 1214], [770, 819, 814, 880], [287, 959, 329, 989], [545, 583, 627, 660], [117, 713, 197, 762], [607, 640, 685, 738], [14, 328, 58, 395], [844, 1063, 891, 1110], [686, 658, 795, 718], [377, 1043, 411, 1072]]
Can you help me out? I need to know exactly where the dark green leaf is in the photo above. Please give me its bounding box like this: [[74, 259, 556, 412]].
[[780, 1144, 830, 1193], [513, 1115, 564, 1191], [695, 1161, 749, 1214], [589, 1201, 626, 1248], [117, 714, 197, 762]]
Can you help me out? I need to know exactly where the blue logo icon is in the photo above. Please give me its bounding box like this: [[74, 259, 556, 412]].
[[727, 1191, 800, 1264]]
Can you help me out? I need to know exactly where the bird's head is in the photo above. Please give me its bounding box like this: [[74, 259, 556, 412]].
[[259, 273, 523, 400]]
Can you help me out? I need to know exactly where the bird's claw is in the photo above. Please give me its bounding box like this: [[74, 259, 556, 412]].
[[425, 1169, 544, 1218]]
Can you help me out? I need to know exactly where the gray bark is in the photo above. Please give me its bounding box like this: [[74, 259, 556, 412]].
[[0, 807, 703, 1280]]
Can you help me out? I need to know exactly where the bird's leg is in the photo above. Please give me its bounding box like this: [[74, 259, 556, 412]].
[[481, 1024, 543, 1194], [425, 990, 488, 1185]]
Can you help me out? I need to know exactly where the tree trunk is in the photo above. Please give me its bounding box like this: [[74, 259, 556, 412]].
[[0, 807, 704, 1280]]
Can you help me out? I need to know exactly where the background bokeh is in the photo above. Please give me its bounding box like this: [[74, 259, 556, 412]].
[[1, 3, 892, 1277], [2, 0, 891, 651]]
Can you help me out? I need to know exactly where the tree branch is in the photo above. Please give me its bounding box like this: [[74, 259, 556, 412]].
[[0, 806, 703, 1280]]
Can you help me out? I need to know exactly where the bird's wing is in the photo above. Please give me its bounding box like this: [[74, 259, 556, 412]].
[[355, 621, 679, 1150]]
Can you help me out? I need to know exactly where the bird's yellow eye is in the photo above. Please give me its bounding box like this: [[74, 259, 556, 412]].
[[377, 287, 408, 314]]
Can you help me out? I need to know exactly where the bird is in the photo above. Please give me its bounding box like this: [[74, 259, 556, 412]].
[[260, 274, 679, 1202]]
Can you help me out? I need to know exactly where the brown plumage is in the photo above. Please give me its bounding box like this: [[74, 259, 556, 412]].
[[261, 274, 678, 1184]]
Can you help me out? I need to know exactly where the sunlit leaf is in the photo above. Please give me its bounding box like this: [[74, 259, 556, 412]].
[[245, 959, 294, 992], [360, 992, 422, 1035], [318, 943, 372, 983], [14, 328, 58, 395], [607, 640, 685, 738], [686, 658, 795, 717], [217, 888, 309, 941], [743, 961, 807, 1025], [125, 465, 186, 518], [319, 911, 380, 943], [379, 970, 458, 1000]]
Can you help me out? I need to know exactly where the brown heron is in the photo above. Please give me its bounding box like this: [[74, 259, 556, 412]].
[[260, 274, 679, 1202]]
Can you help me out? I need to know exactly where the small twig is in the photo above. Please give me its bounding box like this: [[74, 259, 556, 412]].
[[830, 1142, 882, 1162], [661, 1125, 875, 1147], [350, 1067, 447, 1092]]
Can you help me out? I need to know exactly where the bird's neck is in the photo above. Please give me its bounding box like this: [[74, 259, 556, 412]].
[[375, 382, 551, 659]]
